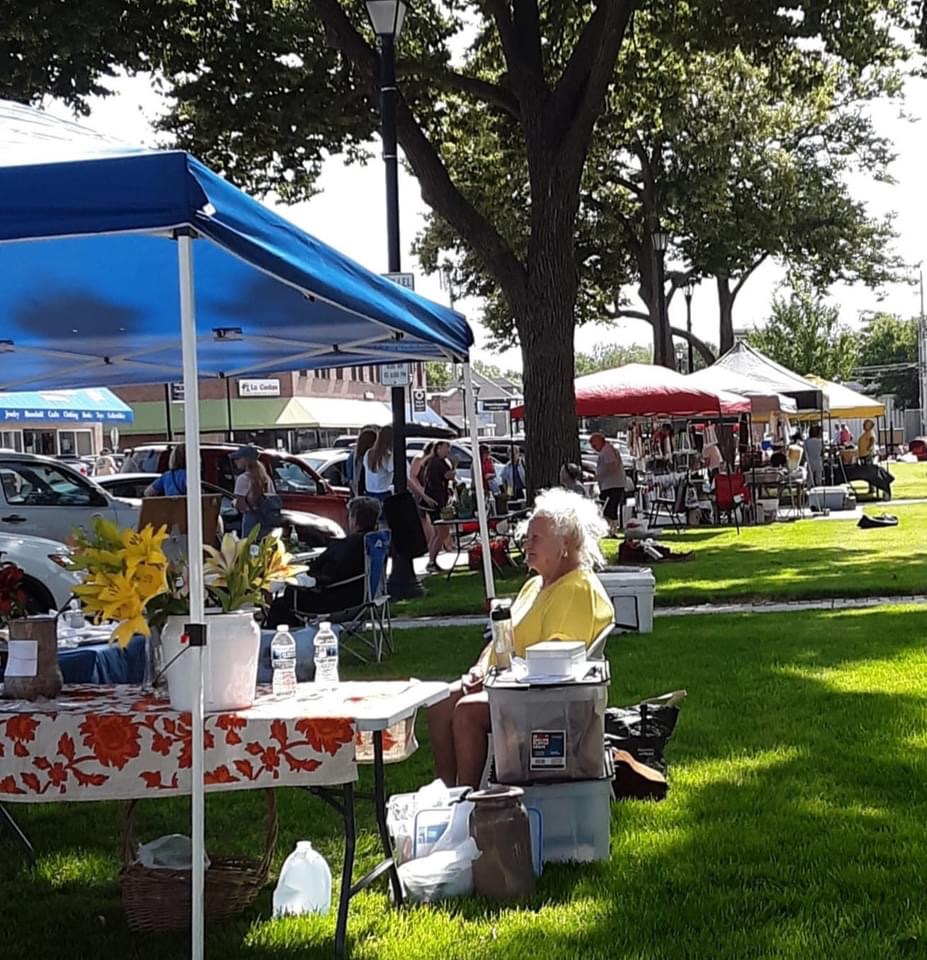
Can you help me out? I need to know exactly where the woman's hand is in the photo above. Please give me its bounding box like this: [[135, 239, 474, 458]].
[[461, 667, 484, 696]]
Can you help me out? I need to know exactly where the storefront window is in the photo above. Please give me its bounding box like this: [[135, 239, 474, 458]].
[[58, 430, 94, 457], [0, 431, 23, 452], [23, 430, 56, 456]]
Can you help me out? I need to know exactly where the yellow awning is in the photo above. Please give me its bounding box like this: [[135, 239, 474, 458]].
[[803, 376, 885, 420]]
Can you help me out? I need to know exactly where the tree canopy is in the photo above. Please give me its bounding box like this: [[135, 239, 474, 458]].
[[857, 312, 919, 407], [747, 280, 859, 381], [0, 0, 914, 490]]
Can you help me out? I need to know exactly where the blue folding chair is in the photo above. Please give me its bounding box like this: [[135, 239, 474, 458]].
[[303, 530, 392, 664]]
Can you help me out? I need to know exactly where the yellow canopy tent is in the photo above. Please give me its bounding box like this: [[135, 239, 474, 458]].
[[802, 376, 885, 420]]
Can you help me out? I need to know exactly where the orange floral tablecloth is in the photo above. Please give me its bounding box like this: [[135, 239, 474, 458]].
[[0, 686, 357, 802]]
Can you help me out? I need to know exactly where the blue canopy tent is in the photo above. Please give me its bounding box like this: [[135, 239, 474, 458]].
[[0, 99, 494, 957], [0, 387, 133, 423]]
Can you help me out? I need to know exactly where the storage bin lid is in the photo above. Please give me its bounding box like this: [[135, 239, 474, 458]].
[[597, 567, 656, 587], [525, 641, 586, 660], [486, 659, 610, 690]]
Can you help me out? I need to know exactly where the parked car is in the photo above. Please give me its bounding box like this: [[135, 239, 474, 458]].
[[908, 437, 927, 461], [0, 453, 139, 544], [96, 472, 344, 548], [307, 439, 501, 488], [122, 444, 349, 528], [299, 448, 351, 489], [0, 531, 82, 613]]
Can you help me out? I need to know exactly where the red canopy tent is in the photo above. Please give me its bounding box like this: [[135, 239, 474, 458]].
[[511, 363, 749, 419]]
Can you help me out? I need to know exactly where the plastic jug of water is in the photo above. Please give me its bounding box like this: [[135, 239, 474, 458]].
[[272, 841, 332, 917]]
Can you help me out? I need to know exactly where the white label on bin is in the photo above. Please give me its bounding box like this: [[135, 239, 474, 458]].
[[530, 729, 566, 769], [5, 640, 38, 678]]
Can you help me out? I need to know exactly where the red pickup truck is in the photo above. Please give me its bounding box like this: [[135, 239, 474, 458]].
[[122, 444, 350, 528]]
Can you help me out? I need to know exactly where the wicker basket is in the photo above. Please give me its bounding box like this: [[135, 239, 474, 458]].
[[119, 790, 278, 933]]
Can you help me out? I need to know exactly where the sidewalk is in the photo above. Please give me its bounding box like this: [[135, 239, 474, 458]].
[[391, 592, 927, 630]]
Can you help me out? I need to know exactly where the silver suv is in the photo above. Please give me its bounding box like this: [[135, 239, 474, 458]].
[[0, 453, 138, 544]]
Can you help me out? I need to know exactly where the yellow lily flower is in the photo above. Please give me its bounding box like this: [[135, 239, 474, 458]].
[[112, 613, 151, 648], [121, 524, 169, 573], [133, 562, 169, 602]]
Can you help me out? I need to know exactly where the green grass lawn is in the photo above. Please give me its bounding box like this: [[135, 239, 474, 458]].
[[886, 460, 927, 501], [3, 608, 927, 959], [397, 502, 927, 616]]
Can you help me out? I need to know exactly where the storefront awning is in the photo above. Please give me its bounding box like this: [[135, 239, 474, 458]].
[[0, 387, 133, 423], [121, 397, 315, 434]]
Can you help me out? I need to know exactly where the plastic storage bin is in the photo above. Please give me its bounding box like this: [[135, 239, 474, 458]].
[[598, 567, 655, 633], [516, 774, 612, 863], [486, 662, 609, 783], [808, 485, 855, 511]]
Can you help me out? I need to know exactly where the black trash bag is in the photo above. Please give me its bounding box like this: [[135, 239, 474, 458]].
[[605, 690, 687, 774], [857, 513, 898, 529]]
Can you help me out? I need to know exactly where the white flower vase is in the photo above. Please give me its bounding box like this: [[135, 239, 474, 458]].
[[161, 610, 261, 713]]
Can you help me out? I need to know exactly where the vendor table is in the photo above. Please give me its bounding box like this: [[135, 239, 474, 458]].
[[431, 509, 528, 579], [0, 678, 450, 957]]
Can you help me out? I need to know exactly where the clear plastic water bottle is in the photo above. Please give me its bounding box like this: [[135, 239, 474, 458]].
[[272, 841, 332, 917], [313, 621, 339, 689], [271, 624, 298, 699]]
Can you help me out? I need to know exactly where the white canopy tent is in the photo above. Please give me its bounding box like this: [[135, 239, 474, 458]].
[[0, 99, 495, 958]]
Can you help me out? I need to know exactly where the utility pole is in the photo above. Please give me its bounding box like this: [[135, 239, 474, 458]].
[[920, 269, 927, 435]]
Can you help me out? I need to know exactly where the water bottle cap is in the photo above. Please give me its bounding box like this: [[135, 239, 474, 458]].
[[296, 840, 313, 853], [490, 602, 512, 621], [320, 621, 332, 632], [277, 624, 290, 632]]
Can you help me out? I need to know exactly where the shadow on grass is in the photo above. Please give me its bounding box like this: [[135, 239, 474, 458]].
[[3, 609, 927, 960]]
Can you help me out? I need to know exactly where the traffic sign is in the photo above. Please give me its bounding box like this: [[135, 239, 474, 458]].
[[383, 272, 415, 290], [381, 363, 411, 387], [411, 388, 427, 413], [170, 382, 185, 402], [481, 397, 512, 412]]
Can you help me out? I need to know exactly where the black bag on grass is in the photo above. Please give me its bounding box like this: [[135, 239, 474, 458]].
[[605, 690, 686, 776]]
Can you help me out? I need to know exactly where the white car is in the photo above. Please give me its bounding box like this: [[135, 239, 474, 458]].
[[0, 532, 81, 613], [0, 453, 139, 544]]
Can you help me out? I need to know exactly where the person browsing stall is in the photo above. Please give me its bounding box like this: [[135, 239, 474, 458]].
[[144, 444, 187, 497], [857, 419, 877, 462], [426, 488, 613, 788], [424, 441, 455, 573], [232, 445, 279, 538], [501, 447, 526, 499], [363, 425, 394, 503], [590, 432, 626, 535]]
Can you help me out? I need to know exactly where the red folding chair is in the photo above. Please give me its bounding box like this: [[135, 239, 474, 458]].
[[714, 472, 752, 533]]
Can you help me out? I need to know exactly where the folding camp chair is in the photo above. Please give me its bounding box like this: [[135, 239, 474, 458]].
[[647, 477, 688, 533], [302, 530, 393, 664], [713, 472, 751, 533]]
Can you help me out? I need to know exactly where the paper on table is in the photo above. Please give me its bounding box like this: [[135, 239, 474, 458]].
[[6, 639, 38, 678]]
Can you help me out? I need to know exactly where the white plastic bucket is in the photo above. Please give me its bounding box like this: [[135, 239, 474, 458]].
[[161, 610, 261, 713]]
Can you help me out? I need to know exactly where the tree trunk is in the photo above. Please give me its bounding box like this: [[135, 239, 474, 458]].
[[518, 300, 578, 499], [511, 175, 581, 499], [637, 244, 673, 367], [717, 274, 735, 356]]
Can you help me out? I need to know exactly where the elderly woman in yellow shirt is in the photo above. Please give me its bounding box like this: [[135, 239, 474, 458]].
[[426, 488, 613, 788]]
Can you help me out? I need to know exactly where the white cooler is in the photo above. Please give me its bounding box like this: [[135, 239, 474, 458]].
[[597, 567, 655, 633], [808, 485, 856, 511]]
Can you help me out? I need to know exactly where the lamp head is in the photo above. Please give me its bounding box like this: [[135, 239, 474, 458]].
[[651, 229, 669, 253], [365, 0, 407, 37]]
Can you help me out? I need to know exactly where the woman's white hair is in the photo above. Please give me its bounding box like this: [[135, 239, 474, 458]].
[[520, 487, 608, 569]]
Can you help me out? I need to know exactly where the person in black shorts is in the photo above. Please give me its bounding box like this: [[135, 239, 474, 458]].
[[591, 432, 627, 536]]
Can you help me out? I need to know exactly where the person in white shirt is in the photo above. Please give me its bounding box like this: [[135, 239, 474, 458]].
[[590, 433, 626, 535], [363, 425, 394, 502], [232, 445, 278, 538]]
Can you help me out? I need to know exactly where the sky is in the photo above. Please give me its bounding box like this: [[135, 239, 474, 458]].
[[43, 66, 927, 373]]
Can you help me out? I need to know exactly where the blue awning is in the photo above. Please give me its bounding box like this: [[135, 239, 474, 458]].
[[0, 387, 134, 424], [0, 100, 473, 392]]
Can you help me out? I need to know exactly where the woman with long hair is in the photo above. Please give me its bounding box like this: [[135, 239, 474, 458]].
[[350, 427, 378, 496], [232, 445, 279, 538], [409, 440, 437, 543], [423, 440, 455, 572], [363, 425, 394, 502]]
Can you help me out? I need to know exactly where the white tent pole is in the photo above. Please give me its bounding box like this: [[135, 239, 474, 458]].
[[178, 230, 206, 960], [463, 362, 496, 601]]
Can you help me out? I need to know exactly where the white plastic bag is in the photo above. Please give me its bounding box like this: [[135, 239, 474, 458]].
[[137, 834, 210, 871], [397, 837, 480, 903], [414, 795, 474, 859], [386, 779, 451, 864]]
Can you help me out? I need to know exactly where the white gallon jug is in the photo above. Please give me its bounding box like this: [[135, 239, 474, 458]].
[[273, 841, 332, 917]]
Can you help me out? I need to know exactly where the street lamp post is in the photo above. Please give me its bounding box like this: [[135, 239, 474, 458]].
[[367, 0, 422, 599], [684, 276, 695, 373], [651, 227, 670, 367]]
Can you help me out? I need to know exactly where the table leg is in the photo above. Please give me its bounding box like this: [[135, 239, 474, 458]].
[[445, 523, 463, 582], [0, 803, 35, 866], [373, 730, 404, 906], [335, 782, 355, 960]]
